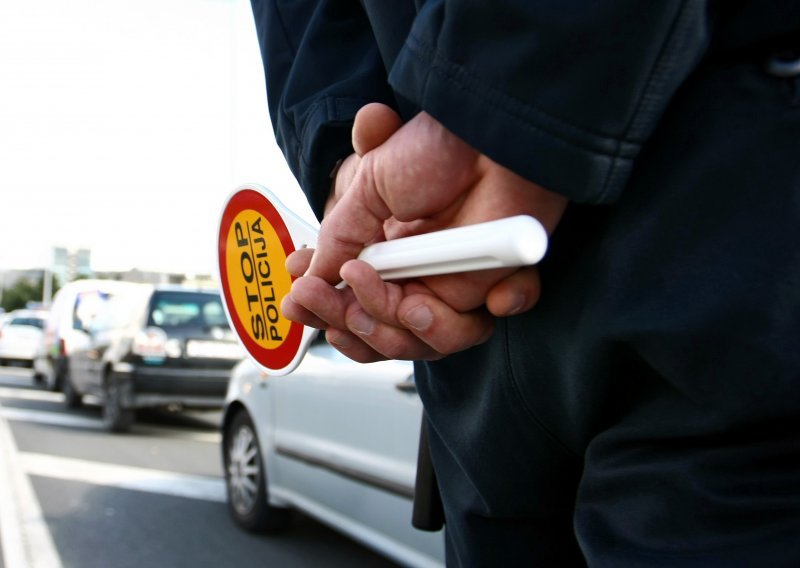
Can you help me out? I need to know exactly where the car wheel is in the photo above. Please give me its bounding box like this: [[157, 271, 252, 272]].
[[45, 360, 61, 392], [103, 374, 134, 433], [44, 369, 57, 391], [224, 410, 290, 533], [62, 368, 82, 408]]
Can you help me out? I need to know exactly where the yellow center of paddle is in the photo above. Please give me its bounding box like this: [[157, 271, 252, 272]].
[[224, 209, 294, 350]]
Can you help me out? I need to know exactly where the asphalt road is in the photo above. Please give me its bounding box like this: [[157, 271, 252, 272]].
[[0, 367, 398, 568]]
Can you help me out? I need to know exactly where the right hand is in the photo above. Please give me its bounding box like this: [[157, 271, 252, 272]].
[[284, 104, 568, 362]]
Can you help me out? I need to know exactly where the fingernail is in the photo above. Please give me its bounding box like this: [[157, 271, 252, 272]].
[[326, 330, 351, 349], [403, 305, 433, 331], [506, 293, 526, 316], [349, 310, 375, 335]]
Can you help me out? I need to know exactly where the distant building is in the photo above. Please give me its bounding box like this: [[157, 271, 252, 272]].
[[53, 247, 93, 284]]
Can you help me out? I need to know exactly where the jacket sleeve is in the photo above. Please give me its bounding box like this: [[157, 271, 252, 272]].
[[250, 0, 397, 219], [388, 1, 714, 204]]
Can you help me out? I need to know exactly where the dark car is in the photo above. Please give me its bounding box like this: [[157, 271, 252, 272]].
[[67, 284, 244, 432]]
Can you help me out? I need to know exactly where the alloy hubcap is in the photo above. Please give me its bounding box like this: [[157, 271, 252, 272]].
[[228, 425, 260, 515]]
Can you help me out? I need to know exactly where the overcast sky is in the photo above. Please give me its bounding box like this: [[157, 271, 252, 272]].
[[0, 0, 313, 277]]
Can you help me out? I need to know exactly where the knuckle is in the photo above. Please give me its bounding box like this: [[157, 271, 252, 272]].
[[427, 319, 494, 355], [378, 338, 409, 361]]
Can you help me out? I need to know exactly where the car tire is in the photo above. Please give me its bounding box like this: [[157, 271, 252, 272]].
[[62, 368, 82, 408], [103, 373, 134, 433], [46, 360, 62, 392], [224, 410, 290, 533], [44, 370, 57, 391]]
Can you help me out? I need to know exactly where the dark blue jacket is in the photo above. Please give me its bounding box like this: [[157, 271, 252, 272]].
[[252, 1, 798, 214], [251, 2, 800, 566]]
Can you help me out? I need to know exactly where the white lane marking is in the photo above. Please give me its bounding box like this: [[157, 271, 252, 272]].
[[20, 452, 227, 503], [0, 386, 64, 403], [0, 406, 222, 443], [1, 407, 100, 429], [0, 400, 63, 568], [0, 368, 35, 379]]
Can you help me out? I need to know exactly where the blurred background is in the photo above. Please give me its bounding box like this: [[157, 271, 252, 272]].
[[0, 0, 312, 301]]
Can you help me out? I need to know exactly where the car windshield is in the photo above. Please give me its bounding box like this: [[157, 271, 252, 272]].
[[147, 291, 229, 331], [9, 316, 45, 329], [73, 290, 112, 330]]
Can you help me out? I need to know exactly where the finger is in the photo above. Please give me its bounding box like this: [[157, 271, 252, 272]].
[[339, 259, 405, 326], [485, 266, 542, 317], [325, 153, 360, 216], [307, 112, 481, 283], [338, 260, 452, 360], [311, 103, 403, 282], [280, 293, 328, 330], [352, 103, 403, 156], [325, 328, 403, 364], [397, 293, 495, 355], [306, 167, 390, 283], [419, 269, 513, 313], [341, 240, 518, 317], [286, 275, 352, 330], [344, 303, 444, 361], [285, 248, 315, 277]]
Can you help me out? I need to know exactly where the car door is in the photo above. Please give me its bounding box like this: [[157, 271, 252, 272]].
[[64, 290, 110, 394], [65, 329, 95, 395], [71, 293, 134, 397], [69, 317, 109, 397], [268, 338, 444, 560], [272, 339, 421, 488]]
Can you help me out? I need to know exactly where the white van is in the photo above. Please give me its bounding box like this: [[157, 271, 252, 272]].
[[34, 279, 140, 391]]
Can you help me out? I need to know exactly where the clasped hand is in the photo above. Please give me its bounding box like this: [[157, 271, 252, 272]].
[[281, 103, 567, 363]]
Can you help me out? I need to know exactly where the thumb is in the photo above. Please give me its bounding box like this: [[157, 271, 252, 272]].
[[352, 103, 403, 156]]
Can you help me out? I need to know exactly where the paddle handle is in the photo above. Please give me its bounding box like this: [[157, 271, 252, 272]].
[[357, 215, 548, 280]]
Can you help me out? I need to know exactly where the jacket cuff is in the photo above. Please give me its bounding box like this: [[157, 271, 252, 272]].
[[293, 97, 363, 220]]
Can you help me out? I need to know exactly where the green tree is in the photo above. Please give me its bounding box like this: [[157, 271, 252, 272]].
[[1, 273, 60, 313]]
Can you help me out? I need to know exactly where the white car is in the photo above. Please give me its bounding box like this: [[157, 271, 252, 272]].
[[0, 309, 48, 368], [222, 337, 445, 568], [33, 279, 139, 391]]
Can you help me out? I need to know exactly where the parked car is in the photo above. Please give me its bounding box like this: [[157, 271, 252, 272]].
[[221, 337, 445, 568], [34, 279, 138, 391], [0, 309, 48, 368], [67, 284, 244, 432]]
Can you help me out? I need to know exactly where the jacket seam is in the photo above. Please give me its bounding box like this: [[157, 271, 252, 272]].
[[622, 1, 697, 141], [598, 1, 700, 200]]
